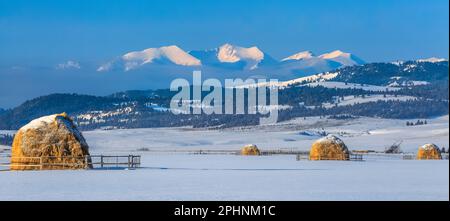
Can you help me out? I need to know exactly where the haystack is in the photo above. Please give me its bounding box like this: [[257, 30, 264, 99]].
[[309, 135, 349, 160], [416, 144, 442, 160], [241, 144, 261, 156], [11, 113, 91, 170]]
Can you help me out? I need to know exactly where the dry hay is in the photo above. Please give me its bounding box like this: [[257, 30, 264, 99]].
[[11, 113, 91, 170], [416, 144, 442, 160], [309, 135, 349, 160], [241, 144, 261, 156]]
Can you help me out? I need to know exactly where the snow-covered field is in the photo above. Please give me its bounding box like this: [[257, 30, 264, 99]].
[[0, 115, 448, 200], [321, 94, 417, 108], [83, 115, 449, 153], [306, 81, 400, 91], [0, 154, 448, 200]]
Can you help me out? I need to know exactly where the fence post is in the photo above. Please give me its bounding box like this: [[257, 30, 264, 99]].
[[84, 155, 88, 169], [100, 155, 104, 168]]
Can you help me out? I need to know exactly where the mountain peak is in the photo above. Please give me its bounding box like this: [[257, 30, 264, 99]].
[[217, 43, 265, 70], [99, 45, 201, 71], [218, 44, 264, 59], [319, 50, 348, 59], [319, 50, 365, 66], [163, 45, 181, 49], [282, 51, 315, 61]]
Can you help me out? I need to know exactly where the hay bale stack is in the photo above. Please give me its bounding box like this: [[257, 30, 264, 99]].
[[309, 135, 349, 160], [416, 144, 442, 160], [241, 144, 261, 156], [11, 113, 91, 170]]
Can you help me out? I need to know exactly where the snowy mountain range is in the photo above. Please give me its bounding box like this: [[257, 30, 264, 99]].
[[96, 43, 365, 73], [1, 42, 447, 109], [1, 59, 447, 130], [189, 43, 277, 70]]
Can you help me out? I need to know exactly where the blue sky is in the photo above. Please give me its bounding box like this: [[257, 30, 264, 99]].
[[0, 0, 449, 64]]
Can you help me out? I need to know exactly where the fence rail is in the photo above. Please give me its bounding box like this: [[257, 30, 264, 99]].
[[0, 155, 141, 171], [261, 149, 309, 156], [349, 154, 364, 161], [296, 153, 363, 161], [89, 155, 141, 169], [294, 152, 450, 161]]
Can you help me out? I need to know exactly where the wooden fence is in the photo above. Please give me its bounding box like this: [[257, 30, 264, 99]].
[[296, 153, 363, 161], [261, 149, 309, 156], [89, 155, 141, 169], [0, 155, 141, 171], [349, 154, 364, 161], [189, 149, 309, 155]]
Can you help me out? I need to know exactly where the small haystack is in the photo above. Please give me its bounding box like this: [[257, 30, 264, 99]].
[[11, 113, 91, 170], [241, 144, 261, 156], [309, 135, 349, 160], [416, 144, 442, 160]]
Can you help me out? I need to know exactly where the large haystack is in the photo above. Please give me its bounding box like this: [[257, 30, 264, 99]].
[[11, 113, 91, 170], [416, 144, 442, 160], [241, 144, 261, 156], [309, 135, 349, 160]]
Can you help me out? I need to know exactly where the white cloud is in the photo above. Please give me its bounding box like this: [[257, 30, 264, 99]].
[[56, 60, 81, 70]]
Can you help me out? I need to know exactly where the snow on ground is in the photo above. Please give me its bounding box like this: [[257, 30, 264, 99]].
[[0, 154, 447, 200], [2, 115, 447, 154], [417, 57, 448, 63], [0, 145, 9, 155], [388, 80, 430, 87], [306, 81, 400, 92], [238, 72, 339, 88], [404, 81, 430, 86], [82, 115, 449, 153], [0, 130, 15, 135], [0, 115, 448, 200], [321, 95, 417, 108]]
